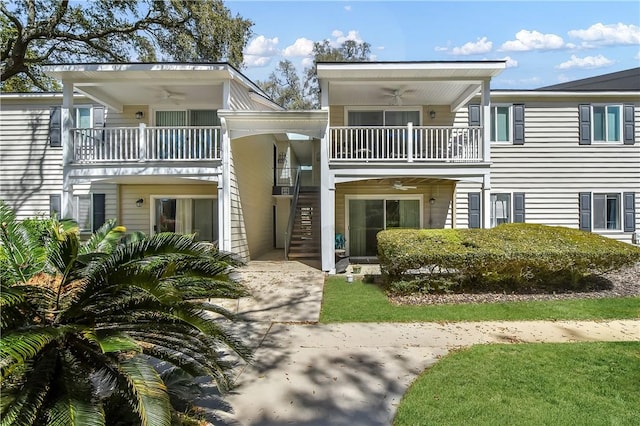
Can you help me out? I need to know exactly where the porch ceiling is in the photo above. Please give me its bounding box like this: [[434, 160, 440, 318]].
[[44, 63, 234, 111], [318, 61, 506, 110]]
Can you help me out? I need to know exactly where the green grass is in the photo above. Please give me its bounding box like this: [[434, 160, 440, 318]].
[[394, 342, 640, 425], [320, 277, 640, 323]]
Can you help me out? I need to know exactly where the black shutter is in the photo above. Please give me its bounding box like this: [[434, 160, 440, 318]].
[[623, 104, 635, 145], [623, 192, 636, 232], [579, 192, 591, 232], [49, 106, 62, 147], [513, 193, 526, 223], [468, 104, 481, 127], [513, 104, 525, 145], [578, 104, 591, 145], [92, 193, 106, 232], [50, 194, 61, 218], [468, 192, 481, 228]]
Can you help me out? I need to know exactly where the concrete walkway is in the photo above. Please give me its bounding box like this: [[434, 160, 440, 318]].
[[213, 258, 640, 426]]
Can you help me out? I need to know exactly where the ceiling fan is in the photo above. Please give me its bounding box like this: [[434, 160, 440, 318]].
[[156, 88, 186, 103], [382, 88, 416, 106], [392, 181, 417, 191]]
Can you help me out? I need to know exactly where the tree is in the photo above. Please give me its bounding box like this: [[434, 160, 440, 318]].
[[258, 59, 312, 110], [257, 39, 371, 109], [0, 202, 250, 425], [1, 0, 253, 91]]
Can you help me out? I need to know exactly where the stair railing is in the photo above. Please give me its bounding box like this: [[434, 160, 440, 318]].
[[284, 167, 302, 260]]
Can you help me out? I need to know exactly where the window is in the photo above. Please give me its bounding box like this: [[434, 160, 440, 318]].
[[490, 106, 510, 142], [593, 193, 620, 230], [490, 193, 511, 227], [592, 105, 621, 142], [347, 109, 420, 126], [74, 107, 92, 129], [155, 110, 220, 126]]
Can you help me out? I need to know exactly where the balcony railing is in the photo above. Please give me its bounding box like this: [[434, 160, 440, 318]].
[[329, 125, 483, 163], [71, 125, 222, 163]]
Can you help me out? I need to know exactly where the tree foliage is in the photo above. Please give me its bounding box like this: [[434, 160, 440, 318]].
[[258, 39, 371, 109], [0, 202, 250, 425], [1, 0, 253, 91]]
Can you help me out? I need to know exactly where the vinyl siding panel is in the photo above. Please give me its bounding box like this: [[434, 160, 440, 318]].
[[488, 102, 640, 243], [329, 106, 344, 126], [119, 183, 218, 235], [0, 100, 64, 219], [231, 134, 276, 260], [454, 181, 483, 228]]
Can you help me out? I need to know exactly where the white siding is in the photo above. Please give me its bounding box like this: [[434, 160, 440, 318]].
[[0, 99, 63, 219], [230, 134, 276, 260], [490, 101, 640, 243]]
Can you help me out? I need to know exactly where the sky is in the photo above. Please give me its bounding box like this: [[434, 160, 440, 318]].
[[226, 0, 640, 89]]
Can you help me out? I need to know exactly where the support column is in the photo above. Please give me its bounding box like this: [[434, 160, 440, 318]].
[[481, 78, 491, 164], [61, 81, 74, 220], [482, 173, 491, 229], [219, 117, 231, 253]]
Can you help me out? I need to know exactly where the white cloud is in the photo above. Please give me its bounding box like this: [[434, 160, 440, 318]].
[[502, 56, 518, 68], [556, 54, 614, 70], [434, 46, 449, 52], [331, 30, 365, 47], [450, 37, 493, 55], [569, 22, 640, 46], [344, 5, 352, 12], [501, 30, 565, 52], [244, 35, 280, 67], [282, 38, 314, 57], [301, 57, 314, 68]]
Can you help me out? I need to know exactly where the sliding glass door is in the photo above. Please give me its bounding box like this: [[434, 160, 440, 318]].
[[348, 198, 421, 256], [155, 197, 218, 242]]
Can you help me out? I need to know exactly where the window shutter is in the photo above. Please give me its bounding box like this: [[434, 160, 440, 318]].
[[93, 106, 105, 128], [512, 104, 525, 145], [578, 104, 591, 145], [92, 194, 106, 232], [50, 194, 61, 218], [49, 106, 62, 147], [579, 192, 591, 232], [623, 104, 635, 145], [513, 192, 526, 223], [468, 192, 481, 228], [468, 104, 481, 127], [623, 192, 636, 232]]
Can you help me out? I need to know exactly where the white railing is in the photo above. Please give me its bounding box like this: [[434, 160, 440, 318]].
[[329, 125, 483, 163], [72, 125, 222, 163]]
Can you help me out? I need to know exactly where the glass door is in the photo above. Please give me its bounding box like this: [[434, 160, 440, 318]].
[[348, 198, 421, 257], [154, 198, 218, 242]]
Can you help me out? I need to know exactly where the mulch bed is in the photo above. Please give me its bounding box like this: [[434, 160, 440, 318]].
[[389, 263, 640, 306]]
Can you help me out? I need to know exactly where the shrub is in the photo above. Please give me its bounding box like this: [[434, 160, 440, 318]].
[[377, 224, 640, 293]]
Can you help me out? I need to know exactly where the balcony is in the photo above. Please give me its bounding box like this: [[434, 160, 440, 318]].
[[329, 125, 484, 163], [71, 125, 222, 163]]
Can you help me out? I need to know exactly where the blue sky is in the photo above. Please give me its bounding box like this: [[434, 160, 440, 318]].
[[227, 0, 640, 89]]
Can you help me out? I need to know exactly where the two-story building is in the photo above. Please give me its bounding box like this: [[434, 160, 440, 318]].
[[0, 62, 637, 274]]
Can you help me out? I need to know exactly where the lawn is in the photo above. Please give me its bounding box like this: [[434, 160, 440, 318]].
[[394, 342, 640, 425], [320, 277, 640, 323]]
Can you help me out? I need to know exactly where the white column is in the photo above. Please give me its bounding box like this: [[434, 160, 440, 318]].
[[320, 170, 336, 273], [482, 173, 491, 229], [138, 123, 147, 160], [61, 81, 74, 220], [407, 122, 413, 162], [219, 117, 232, 253], [481, 78, 491, 163]]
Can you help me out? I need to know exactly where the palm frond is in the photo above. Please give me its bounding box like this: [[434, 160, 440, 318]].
[[0, 348, 58, 426], [118, 356, 172, 426], [80, 219, 126, 255], [0, 284, 25, 308]]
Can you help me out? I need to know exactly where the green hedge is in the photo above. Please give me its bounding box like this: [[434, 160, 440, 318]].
[[377, 224, 640, 293]]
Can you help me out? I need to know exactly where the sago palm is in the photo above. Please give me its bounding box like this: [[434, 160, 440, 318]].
[[0, 202, 250, 425]]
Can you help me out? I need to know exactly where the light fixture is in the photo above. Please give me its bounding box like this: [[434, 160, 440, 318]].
[[429, 197, 436, 205], [135, 111, 144, 119], [136, 198, 144, 207], [429, 110, 436, 119]]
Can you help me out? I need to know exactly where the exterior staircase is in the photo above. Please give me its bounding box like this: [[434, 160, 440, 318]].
[[287, 187, 321, 260]]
